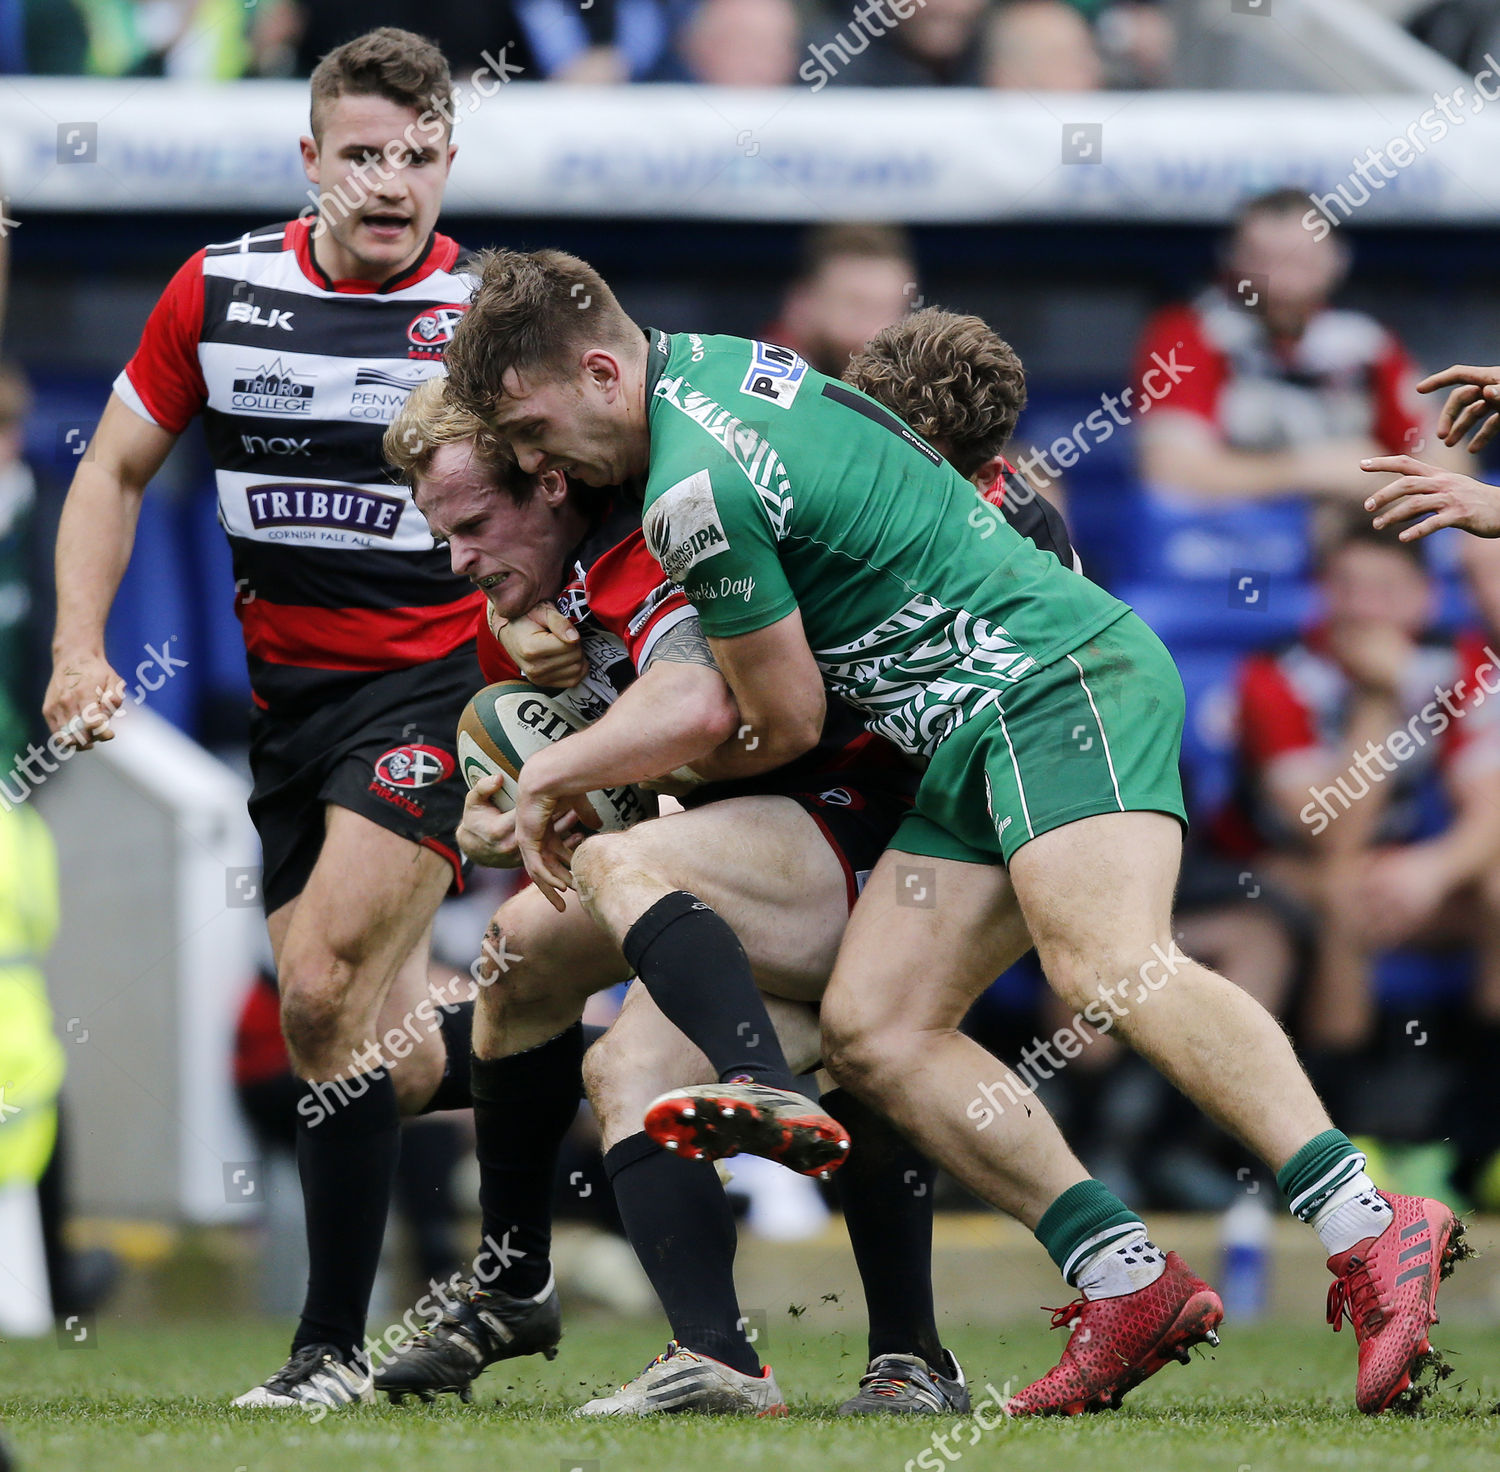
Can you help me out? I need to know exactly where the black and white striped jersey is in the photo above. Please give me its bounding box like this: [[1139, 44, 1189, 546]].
[[114, 217, 483, 713]]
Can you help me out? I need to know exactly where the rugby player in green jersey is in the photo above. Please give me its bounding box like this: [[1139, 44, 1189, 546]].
[[441, 248, 1468, 1418]]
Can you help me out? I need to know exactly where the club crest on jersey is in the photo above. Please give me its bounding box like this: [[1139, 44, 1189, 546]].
[[740, 341, 807, 409], [232, 359, 315, 416], [407, 305, 467, 360], [373, 744, 454, 789], [645, 470, 730, 582]]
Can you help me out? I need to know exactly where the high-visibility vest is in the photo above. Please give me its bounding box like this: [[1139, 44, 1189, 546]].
[[0, 803, 63, 1185]]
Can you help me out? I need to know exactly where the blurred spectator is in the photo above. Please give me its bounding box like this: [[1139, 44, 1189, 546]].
[[1067, 0, 1174, 88], [1408, 0, 1500, 76], [286, 0, 541, 81], [1213, 517, 1500, 1124], [1134, 188, 1456, 509], [18, 0, 254, 78], [673, 0, 801, 85], [983, 0, 1102, 91], [0, 365, 49, 768], [763, 223, 917, 378], [813, 0, 989, 87]]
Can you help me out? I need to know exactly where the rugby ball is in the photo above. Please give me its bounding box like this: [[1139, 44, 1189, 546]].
[[456, 680, 657, 832]]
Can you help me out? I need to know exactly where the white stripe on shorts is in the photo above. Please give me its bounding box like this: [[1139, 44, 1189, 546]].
[[1067, 653, 1124, 811]]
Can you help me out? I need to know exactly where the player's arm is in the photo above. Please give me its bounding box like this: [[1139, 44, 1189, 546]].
[[1416, 362, 1500, 453], [44, 393, 178, 747]]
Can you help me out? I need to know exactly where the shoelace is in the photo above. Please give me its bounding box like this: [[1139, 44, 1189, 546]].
[[859, 1365, 918, 1399], [1044, 1298, 1089, 1333], [611, 1341, 686, 1393], [265, 1345, 340, 1393], [1326, 1258, 1383, 1335], [410, 1284, 487, 1343]]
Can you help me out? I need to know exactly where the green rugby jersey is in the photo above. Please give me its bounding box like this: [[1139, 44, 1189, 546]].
[[638, 331, 1129, 760]]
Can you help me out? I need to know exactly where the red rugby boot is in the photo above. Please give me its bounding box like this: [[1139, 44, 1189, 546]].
[[1325, 1192, 1473, 1414], [643, 1079, 851, 1178], [1006, 1251, 1223, 1416]]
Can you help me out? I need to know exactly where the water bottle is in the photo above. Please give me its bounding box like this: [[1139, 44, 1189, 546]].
[[1220, 1195, 1271, 1321]]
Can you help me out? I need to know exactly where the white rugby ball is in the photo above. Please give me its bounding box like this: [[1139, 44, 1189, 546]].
[[456, 680, 657, 832]]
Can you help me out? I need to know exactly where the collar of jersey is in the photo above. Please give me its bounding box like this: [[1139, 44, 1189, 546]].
[[291, 217, 451, 295], [626, 327, 671, 504]]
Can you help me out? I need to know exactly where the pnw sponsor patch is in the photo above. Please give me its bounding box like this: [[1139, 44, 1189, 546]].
[[645, 470, 731, 582], [740, 341, 807, 409], [373, 744, 455, 789], [349, 365, 428, 421]]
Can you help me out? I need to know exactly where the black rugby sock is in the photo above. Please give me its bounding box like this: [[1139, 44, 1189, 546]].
[[293, 1068, 401, 1360], [471, 1024, 585, 1299], [606, 1131, 761, 1376], [821, 1087, 945, 1368], [621, 891, 796, 1091]]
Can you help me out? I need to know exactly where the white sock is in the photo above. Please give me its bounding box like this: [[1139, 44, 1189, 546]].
[[1310, 1172, 1392, 1257], [1076, 1229, 1168, 1301]]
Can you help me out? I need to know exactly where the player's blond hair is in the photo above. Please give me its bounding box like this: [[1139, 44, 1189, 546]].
[[384, 377, 533, 504], [844, 308, 1027, 480], [443, 248, 641, 424]]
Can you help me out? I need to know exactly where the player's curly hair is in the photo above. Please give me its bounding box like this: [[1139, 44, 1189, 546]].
[[444, 248, 641, 423], [384, 377, 534, 504], [845, 308, 1027, 480], [309, 27, 454, 141]]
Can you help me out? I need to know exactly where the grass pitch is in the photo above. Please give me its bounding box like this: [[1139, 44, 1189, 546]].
[[2, 1317, 1497, 1472]]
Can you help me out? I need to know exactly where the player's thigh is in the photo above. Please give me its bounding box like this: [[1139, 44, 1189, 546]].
[[477, 882, 633, 1022], [822, 850, 1030, 1064], [1007, 808, 1183, 984], [278, 804, 452, 996], [582, 795, 851, 999]]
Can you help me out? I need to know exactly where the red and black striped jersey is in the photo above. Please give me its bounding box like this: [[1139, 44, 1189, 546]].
[[114, 218, 482, 712]]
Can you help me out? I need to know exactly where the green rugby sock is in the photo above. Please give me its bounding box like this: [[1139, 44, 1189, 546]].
[[1276, 1129, 1369, 1223], [1034, 1180, 1147, 1287]]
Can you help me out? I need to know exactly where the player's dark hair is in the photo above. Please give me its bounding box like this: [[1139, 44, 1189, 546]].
[[444, 248, 641, 421], [309, 27, 454, 141], [1314, 512, 1429, 577], [844, 308, 1027, 479]]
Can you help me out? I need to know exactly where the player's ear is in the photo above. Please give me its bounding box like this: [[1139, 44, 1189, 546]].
[[535, 468, 569, 505], [581, 348, 622, 396], [968, 454, 1006, 493], [300, 134, 319, 185]]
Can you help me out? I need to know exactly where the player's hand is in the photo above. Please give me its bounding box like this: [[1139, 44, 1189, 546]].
[[513, 774, 599, 910], [1364, 455, 1500, 539], [43, 650, 127, 750], [1416, 364, 1500, 452], [456, 776, 523, 867], [493, 602, 586, 688]]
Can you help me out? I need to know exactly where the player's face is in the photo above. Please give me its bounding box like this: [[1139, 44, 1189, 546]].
[[415, 443, 575, 619], [1322, 544, 1432, 638], [490, 362, 637, 488], [793, 257, 914, 377], [301, 95, 455, 283]]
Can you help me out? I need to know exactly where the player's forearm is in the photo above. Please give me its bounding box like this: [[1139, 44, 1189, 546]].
[[523, 662, 739, 798], [1426, 777, 1500, 890], [51, 462, 148, 657]]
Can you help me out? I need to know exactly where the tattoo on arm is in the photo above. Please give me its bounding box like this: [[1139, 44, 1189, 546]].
[[642, 616, 720, 671]]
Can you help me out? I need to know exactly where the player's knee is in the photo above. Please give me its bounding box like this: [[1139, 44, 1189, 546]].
[[278, 970, 349, 1069], [569, 829, 635, 910], [819, 999, 894, 1098]]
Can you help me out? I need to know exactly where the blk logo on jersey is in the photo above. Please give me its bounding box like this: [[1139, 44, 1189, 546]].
[[407, 305, 467, 360], [246, 483, 406, 538], [232, 360, 315, 416], [373, 744, 455, 789], [228, 300, 294, 331], [740, 341, 807, 408]]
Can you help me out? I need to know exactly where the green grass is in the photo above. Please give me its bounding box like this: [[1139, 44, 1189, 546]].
[[2, 1318, 1497, 1472]]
